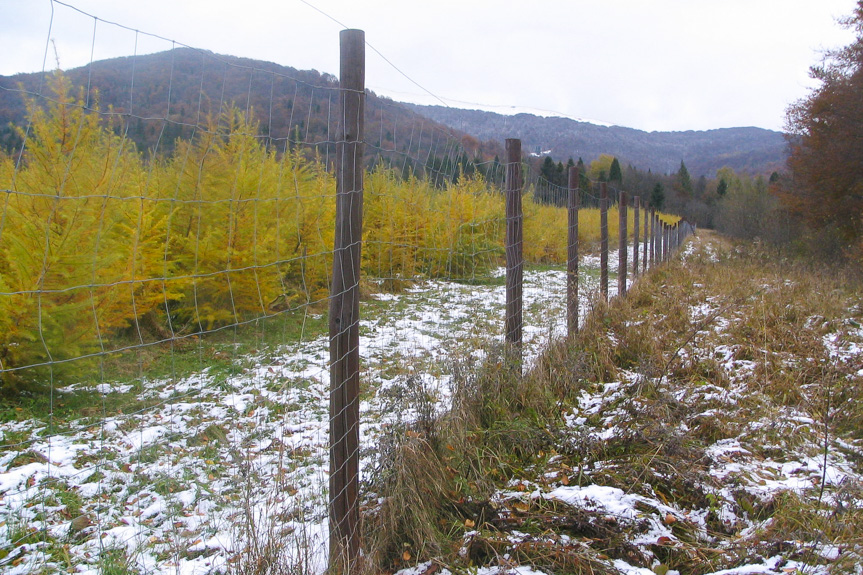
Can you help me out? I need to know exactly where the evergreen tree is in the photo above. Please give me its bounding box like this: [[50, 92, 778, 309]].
[[716, 178, 728, 197], [675, 160, 693, 196], [576, 157, 590, 196], [649, 182, 666, 210], [540, 156, 557, 184], [608, 157, 622, 184]]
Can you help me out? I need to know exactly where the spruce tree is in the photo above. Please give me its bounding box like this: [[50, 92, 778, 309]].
[[675, 160, 693, 196], [608, 157, 622, 184], [650, 182, 666, 210]]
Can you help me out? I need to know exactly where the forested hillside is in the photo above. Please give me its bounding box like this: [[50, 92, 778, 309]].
[[1, 48, 785, 182], [0, 48, 494, 180], [406, 104, 787, 177]]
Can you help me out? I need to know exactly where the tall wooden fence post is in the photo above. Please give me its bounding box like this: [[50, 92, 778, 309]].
[[618, 191, 627, 297], [663, 223, 669, 261], [600, 182, 608, 300], [567, 165, 580, 338], [505, 138, 523, 367], [642, 202, 648, 273], [649, 209, 655, 267], [633, 196, 640, 278], [329, 28, 364, 574], [660, 222, 665, 262]]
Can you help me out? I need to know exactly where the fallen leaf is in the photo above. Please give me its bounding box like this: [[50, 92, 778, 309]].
[[663, 513, 677, 525]]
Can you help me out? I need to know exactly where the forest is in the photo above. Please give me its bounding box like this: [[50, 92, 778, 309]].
[[0, 73, 659, 394]]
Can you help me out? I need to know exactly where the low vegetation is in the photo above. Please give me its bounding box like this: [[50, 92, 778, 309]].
[[364, 231, 863, 574]]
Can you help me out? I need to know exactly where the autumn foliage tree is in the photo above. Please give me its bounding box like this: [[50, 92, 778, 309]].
[[783, 1, 863, 253]]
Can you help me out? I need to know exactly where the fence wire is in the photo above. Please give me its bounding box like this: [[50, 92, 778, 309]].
[[0, 3, 690, 574]]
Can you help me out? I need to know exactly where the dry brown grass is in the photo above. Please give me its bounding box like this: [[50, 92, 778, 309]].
[[361, 230, 863, 574]]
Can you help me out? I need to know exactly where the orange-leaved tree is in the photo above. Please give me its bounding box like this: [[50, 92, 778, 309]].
[[783, 1, 863, 254]]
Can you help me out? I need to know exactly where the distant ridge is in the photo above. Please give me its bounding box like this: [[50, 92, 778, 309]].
[[405, 104, 788, 177], [0, 48, 471, 171], [0, 48, 786, 177]]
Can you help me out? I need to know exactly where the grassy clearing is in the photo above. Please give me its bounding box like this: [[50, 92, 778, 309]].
[[365, 231, 863, 575]]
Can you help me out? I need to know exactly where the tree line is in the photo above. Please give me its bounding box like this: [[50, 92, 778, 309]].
[[0, 73, 656, 394]]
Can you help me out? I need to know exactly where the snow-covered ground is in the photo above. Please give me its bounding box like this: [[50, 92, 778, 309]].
[[5, 235, 858, 575], [0, 255, 621, 575]]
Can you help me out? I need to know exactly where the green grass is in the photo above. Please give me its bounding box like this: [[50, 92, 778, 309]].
[[0, 309, 329, 426]]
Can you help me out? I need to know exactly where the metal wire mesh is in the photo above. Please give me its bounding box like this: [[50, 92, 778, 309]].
[[0, 3, 691, 574]]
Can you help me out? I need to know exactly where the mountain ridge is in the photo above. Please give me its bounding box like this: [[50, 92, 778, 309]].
[[0, 48, 787, 177], [404, 104, 788, 177]]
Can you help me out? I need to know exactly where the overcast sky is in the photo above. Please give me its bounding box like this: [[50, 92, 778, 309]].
[[1, 0, 858, 132]]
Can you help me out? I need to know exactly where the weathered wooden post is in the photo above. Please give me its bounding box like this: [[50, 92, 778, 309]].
[[633, 196, 640, 278], [618, 190, 628, 297], [649, 209, 656, 267], [505, 138, 523, 366], [600, 182, 608, 300], [329, 28, 364, 573], [567, 165, 580, 338], [660, 222, 665, 262], [663, 222, 669, 261], [642, 203, 649, 273]]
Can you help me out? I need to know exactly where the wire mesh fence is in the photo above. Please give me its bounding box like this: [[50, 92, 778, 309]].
[[0, 3, 693, 574]]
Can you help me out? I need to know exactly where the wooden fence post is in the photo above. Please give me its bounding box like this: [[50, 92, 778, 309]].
[[663, 223, 669, 261], [642, 203, 648, 273], [660, 222, 665, 262], [505, 138, 523, 366], [649, 209, 655, 267], [674, 223, 678, 254], [633, 196, 640, 278], [618, 190, 627, 297], [567, 165, 579, 338], [329, 28, 364, 574], [600, 182, 608, 300]]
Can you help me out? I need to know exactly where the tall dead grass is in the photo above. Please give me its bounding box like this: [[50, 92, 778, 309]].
[[362, 230, 863, 574]]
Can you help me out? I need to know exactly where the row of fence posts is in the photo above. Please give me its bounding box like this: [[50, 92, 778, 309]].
[[326, 28, 695, 573], [503, 140, 695, 368]]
